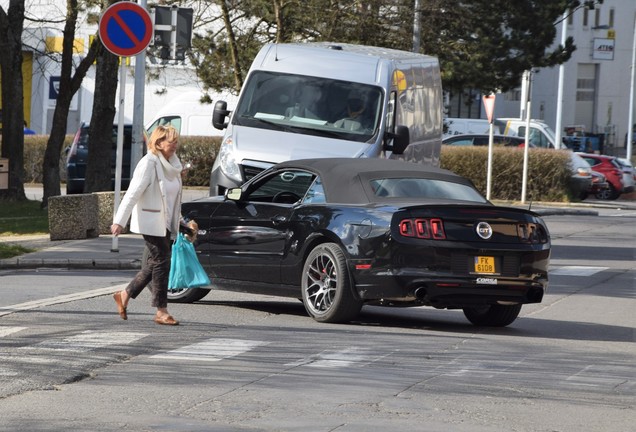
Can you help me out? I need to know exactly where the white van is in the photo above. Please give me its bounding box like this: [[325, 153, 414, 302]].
[[495, 118, 557, 149], [443, 117, 497, 137], [146, 91, 238, 137], [209, 42, 443, 195]]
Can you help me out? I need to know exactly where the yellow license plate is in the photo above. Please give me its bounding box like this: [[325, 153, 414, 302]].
[[474, 256, 496, 274]]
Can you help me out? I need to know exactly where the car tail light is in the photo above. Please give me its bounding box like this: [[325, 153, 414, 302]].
[[517, 223, 549, 244], [66, 129, 82, 163], [399, 218, 446, 239]]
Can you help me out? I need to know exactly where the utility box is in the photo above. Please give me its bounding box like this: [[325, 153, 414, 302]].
[[0, 158, 8, 190]]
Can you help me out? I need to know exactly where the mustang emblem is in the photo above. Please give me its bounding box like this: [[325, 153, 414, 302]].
[[476, 222, 493, 240]]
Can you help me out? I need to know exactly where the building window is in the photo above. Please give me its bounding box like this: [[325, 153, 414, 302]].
[[576, 78, 595, 102], [609, 8, 614, 28], [567, 9, 574, 25], [583, 8, 588, 27], [503, 89, 521, 102]]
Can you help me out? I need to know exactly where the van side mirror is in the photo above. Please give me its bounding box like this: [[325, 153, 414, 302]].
[[213, 100, 231, 130], [386, 125, 410, 155]]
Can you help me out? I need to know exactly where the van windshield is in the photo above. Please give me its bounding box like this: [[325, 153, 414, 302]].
[[232, 71, 383, 143]]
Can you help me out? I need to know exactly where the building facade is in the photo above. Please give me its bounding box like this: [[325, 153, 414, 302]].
[[448, 0, 635, 157]]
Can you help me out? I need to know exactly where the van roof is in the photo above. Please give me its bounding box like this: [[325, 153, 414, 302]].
[[291, 42, 439, 62], [253, 43, 439, 86]]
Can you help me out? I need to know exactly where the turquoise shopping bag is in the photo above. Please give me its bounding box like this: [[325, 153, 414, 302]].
[[168, 233, 211, 290]]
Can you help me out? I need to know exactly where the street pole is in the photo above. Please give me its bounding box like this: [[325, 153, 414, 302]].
[[626, 15, 636, 160], [521, 71, 532, 204], [131, 0, 148, 171], [112, 61, 127, 253], [555, 11, 568, 150]]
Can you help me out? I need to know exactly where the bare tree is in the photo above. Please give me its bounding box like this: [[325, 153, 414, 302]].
[[41, 0, 99, 207], [0, 0, 27, 201], [84, 22, 119, 193]]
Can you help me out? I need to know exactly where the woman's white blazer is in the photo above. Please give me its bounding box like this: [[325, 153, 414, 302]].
[[112, 153, 182, 237]]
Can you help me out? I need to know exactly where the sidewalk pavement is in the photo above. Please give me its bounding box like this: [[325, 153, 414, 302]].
[[1, 198, 635, 271], [0, 234, 145, 270]]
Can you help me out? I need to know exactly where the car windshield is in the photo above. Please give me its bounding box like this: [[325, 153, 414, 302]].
[[370, 178, 488, 203], [232, 71, 383, 143]]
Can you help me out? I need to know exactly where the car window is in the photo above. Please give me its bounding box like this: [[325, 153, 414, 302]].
[[444, 137, 474, 146], [370, 178, 487, 203], [147, 116, 182, 135], [302, 176, 326, 204], [246, 169, 316, 204]]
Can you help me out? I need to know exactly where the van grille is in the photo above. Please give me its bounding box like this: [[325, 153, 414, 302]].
[[242, 165, 266, 182]]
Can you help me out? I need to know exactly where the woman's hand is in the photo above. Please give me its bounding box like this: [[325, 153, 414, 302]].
[[111, 224, 123, 236]]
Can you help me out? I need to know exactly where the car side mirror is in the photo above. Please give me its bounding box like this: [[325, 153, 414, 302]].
[[213, 100, 231, 130], [386, 125, 410, 155], [225, 187, 243, 201]]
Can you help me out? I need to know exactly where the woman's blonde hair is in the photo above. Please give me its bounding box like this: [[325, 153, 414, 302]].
[[147, 125, 179, 155]]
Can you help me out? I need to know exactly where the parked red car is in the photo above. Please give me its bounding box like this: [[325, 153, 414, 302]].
[[576, 153, 625, 200]]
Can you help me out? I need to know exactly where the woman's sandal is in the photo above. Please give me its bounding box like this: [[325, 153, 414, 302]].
[[154, 315, 179, 326], [113, 291, 127, 320]]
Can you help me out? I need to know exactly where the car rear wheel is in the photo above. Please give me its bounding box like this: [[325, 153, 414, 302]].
[[301, 243, 362, 323], [141, 246, 211, 303], [462, 304, 522, 327]]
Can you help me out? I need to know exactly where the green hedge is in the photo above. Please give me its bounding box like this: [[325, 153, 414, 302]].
[[178, 136, 222, 187], [13, 135, 221, 186], [440, 146, 573, 202], [13, 136, 577, 202]]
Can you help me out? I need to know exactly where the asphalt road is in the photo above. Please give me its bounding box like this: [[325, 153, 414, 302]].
[[0, 209, 634, 431]]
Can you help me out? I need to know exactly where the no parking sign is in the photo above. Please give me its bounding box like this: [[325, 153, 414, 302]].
[[99, 2, 153, 57]]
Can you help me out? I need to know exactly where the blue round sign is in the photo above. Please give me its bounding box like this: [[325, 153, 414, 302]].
[[99, 2, 153, 57]]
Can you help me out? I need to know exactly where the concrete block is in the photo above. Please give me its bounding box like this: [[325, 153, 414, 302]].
[[48, 194, 99, 241], [94, 191, 129, 235]]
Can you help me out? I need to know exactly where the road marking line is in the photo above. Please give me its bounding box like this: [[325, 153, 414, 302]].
[[0, 284, 127, 317], [285, 347, 376, 368], [35, 330, 148, 352], [151, 338, 267, 362], [550, 266, 608, 276], [0, 327, 27, 338]]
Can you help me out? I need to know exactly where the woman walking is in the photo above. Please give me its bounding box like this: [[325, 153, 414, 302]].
[[110, 125, 184, 325]]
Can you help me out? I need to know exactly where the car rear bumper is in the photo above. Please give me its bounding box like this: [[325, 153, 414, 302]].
[[350, 268, 547, 308]]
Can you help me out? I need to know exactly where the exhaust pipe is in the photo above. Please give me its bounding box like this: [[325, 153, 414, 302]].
[[414, 287, 428, 300]]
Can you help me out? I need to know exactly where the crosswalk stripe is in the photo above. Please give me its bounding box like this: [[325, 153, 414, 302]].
[[285, 347, 380, 368], [550, 266, 609, 276], [0, 327, 27, 338], [151, 338, 268, 362], [35, 330, 148, 352]]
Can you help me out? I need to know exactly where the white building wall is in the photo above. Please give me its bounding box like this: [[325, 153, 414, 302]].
[[495, 0, 636, 155]]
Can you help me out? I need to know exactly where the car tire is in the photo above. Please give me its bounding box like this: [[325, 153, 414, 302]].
[[168, 287, 211, 303], [141, 246, 211, 303], [462, 304, 522, 327], [301, 242, 362, 323], [595, 184, 619, 200]]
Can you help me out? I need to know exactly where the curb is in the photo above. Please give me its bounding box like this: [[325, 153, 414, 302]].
[[532, 208, 599, 216], [0, 258, 141, 270]]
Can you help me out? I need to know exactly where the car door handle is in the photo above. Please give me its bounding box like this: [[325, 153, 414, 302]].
[[271, 215, 287, 225]]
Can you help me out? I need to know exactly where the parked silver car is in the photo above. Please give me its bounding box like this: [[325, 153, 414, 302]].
[[616, 157, 635, 194]]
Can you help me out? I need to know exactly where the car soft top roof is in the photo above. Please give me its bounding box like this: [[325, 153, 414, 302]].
[[272, 158, 473, 204]]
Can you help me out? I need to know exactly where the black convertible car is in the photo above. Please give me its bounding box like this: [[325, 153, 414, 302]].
[[173, 158, 550, 327]]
